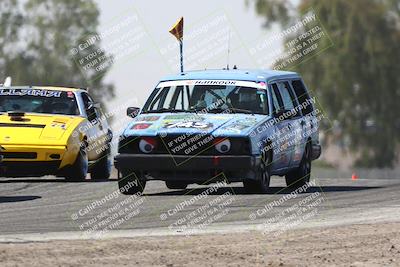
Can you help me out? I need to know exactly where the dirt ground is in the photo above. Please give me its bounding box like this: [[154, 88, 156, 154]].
[[1, 222, 399, 267]]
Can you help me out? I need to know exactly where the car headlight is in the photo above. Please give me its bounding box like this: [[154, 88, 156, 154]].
[[131, 123, 151, 130], [214, 138, 231, 153], [139, 137, 157, 153]]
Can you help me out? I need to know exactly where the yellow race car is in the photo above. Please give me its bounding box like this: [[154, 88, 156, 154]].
[[0, 86, 113, 181]]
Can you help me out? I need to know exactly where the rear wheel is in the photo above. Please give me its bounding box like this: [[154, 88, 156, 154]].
[[90, 150, 112, 181], [285, 141, 311, 189], [118, 170, 146, 195], [165, 181, 188, 190], [243, 149, 271, 193], [65, 148, 88, 182]]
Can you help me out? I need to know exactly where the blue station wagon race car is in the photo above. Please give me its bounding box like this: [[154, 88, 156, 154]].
[[115, 69, 321, 194]]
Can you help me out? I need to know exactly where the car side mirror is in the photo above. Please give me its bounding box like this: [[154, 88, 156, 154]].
[[127, 107, 140, 118], [93, 103, 101, 109], [87, 102, 101, 110]]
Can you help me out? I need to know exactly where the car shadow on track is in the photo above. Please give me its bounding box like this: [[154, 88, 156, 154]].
[[144, 185, 382, 196], [0, 178, 117, 183], [0, 195, 41, 203]]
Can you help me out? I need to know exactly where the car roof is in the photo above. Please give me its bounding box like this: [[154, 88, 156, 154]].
[[0, 86, 86, 92], [160, 69, 299, 83]]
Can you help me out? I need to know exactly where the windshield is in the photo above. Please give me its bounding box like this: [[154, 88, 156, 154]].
[[0, 88, 80, 115], [142, 81, 269, 115]]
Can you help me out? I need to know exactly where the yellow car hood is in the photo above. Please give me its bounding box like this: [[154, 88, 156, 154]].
[[0, 113, 85, 146]]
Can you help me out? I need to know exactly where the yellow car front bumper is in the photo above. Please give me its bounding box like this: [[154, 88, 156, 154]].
[[0, 145, 76, 177]]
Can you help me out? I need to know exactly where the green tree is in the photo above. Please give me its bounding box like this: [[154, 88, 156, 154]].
[[1, 0, 114, 105], [0, 0, 23, 76], [252, 0, 400, 168]]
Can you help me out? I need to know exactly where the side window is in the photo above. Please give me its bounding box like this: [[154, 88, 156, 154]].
[[291, 79, 314, 115], [82, 92, 99, 120], [81, 93, 91, 110], [276, 81, 296, 111], [270, 84, 284, 113]]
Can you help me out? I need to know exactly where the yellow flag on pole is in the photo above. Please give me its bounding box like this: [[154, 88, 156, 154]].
[[169, 17, 184, 41]]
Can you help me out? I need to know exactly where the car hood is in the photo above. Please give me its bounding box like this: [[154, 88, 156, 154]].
[[123, 112, 270, 137], [0, 113, 84, 146]]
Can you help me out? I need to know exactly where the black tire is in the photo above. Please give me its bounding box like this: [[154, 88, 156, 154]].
[[118, 170, 146, 195], [285, 141, 312, 189], [243, 149, 271, 193], [165, 181, 188, 190], [65, 148, 88, 182], [90, 151, 112, 181]]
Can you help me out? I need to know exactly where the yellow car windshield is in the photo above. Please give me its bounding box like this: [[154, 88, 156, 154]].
[[0, 88, 80, 116]]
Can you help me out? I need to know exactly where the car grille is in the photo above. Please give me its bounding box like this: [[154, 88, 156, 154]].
[[0, 152, 37, 159], [119, 134, 250, 155]]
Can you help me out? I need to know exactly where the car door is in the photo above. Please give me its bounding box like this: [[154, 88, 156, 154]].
[[290, 79, 317, 166], [275, 81, 305, 169], [92, 102, 112, 156], [268, 82, 292, 171], [81, 92, 107, 161]]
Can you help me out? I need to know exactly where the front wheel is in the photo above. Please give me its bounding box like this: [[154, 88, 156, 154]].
[[65, 149, 88, 182], [90, 151, 112, 181], [118, 170, 146, 195], [243, 150, 271, 194], [285, 141, 311, 189]]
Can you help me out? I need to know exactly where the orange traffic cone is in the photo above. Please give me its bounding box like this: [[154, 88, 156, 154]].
[[351, 173, 358, 180]]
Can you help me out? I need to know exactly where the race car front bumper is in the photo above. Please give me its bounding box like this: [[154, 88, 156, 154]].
[[114, 154, 261, 182], [0, 145, 67, 177], [0, 145, 67, 161]]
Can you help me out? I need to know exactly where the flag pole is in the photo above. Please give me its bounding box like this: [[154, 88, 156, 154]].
[[179, 40, 184, 73], [169, 17, 184, 73]]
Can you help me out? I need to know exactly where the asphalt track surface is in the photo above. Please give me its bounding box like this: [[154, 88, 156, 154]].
[[1, 172, 400, 237]]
